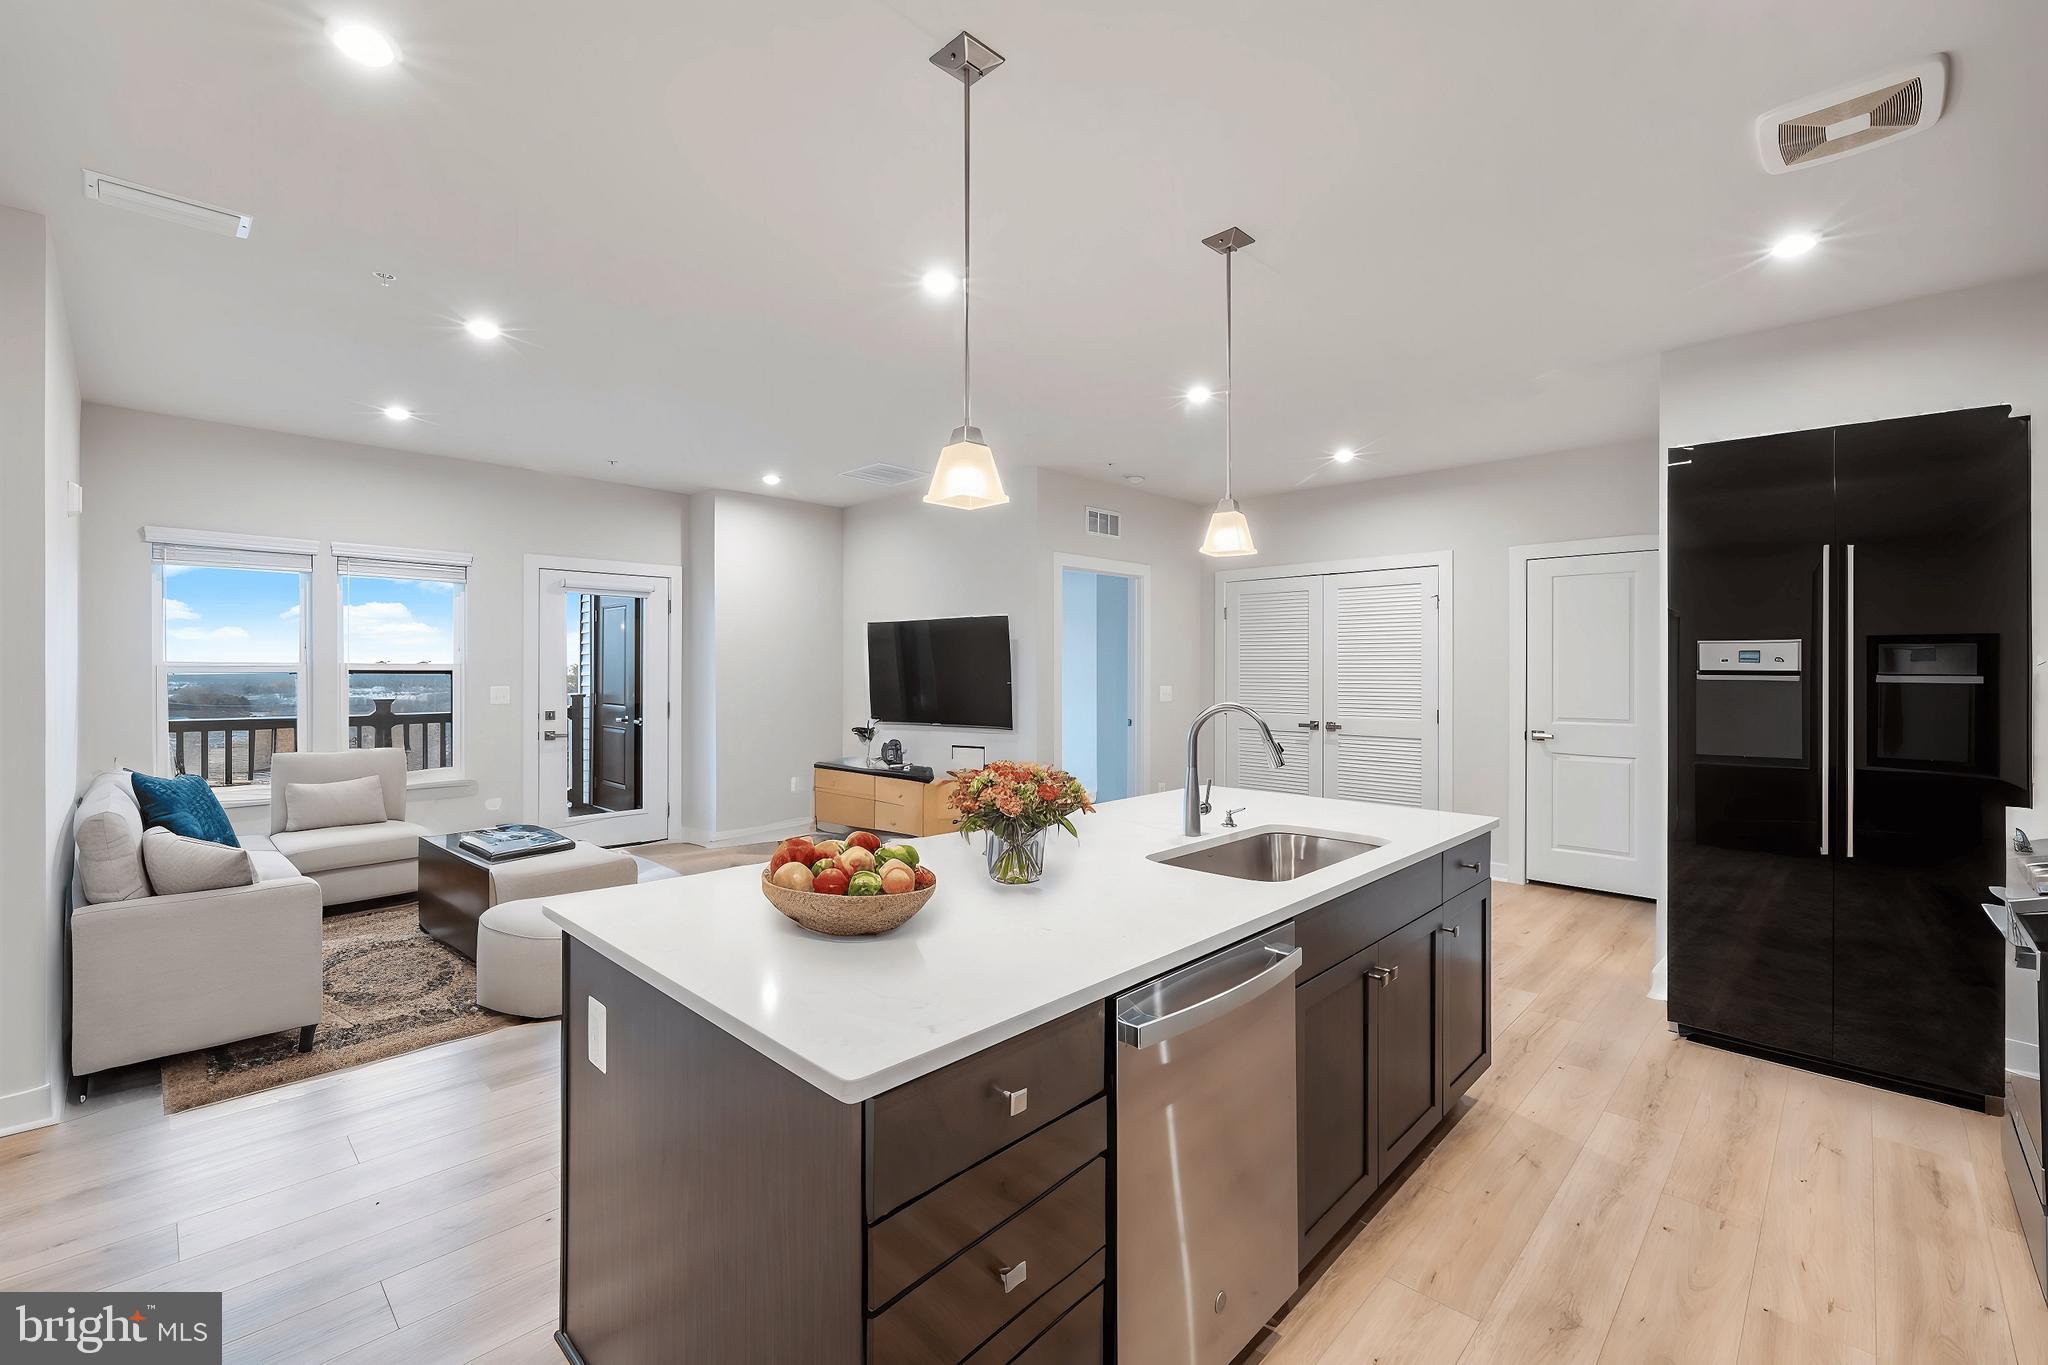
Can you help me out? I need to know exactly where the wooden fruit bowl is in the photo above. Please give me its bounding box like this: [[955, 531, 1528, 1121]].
[[760, 875, 936, 937]]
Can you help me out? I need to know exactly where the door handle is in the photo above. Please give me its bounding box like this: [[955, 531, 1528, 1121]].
[[1325, 721, 1343, 733], [1439, 923, 1462, 937], [542, 729, 564, 741], [1366, 964, 1398, 984], [1296, 720, 1321, 730], [1528, 729, 1554, 742]]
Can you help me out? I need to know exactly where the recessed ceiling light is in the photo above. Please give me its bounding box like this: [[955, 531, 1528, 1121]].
[[328, 21, 398, 68], [1124, 474, 1146, 486], [1768, 230, 1821, 260], [920, 268, 957, 299], [1332, 447, 1358, 464], [1185, 385, 1213, 406], [462, 317, 503, 341], [761, 473, 782, 486], [380, 404, 413, 421]]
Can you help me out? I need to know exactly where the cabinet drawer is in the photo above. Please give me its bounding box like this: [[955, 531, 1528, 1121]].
[[1013, 1283, 1103, 1364], [875, 775, 925, 806], [869, 1099, 1106, 1310], [874, 792, 923, 836], [1295, 858, 1440, 981], [1441, 833, 1490, 900], [961, 1252, 1104, 1365], [868, 1159, 1105, 1365], [817, 767, 877, 799], [816, 791, 876, 829], [926, 781, 965, 834], [867, 1002, 1106, 1217]]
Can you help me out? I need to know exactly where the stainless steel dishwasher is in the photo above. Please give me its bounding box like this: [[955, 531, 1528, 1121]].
[[1115, 924, 1300, 1365]]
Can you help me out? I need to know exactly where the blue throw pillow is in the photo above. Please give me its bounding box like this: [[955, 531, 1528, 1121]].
[[130, 772, 241, 848]]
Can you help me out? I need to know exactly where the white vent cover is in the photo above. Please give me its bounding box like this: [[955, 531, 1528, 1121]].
[[83, 170, 252, 238], [1085, 507, 1122, 538], [841, 462, 925, 487], [1755, 57, 1946, 174]]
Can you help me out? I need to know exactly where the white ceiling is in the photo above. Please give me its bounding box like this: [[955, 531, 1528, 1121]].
[[3, 1, 2045, 505]]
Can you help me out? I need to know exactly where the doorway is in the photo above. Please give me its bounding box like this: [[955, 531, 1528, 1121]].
[[530, 563, 674, 845], [1508, 536, 1660, 896], [1054, 557, 1146, 803]]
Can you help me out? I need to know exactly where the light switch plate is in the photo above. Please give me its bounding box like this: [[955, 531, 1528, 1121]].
[[1158, 684, 1174, 703], [489, 685, 512, 705], [587, 997, 607, 1073]]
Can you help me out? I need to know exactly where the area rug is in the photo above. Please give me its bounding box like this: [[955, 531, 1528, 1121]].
[[159, 901, 520, 1114]]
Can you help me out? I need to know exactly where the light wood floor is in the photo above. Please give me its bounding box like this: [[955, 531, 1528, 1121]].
[[1, 882, 2036, 1364]]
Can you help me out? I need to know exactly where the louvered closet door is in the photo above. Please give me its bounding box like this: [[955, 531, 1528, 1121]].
[[1222, 577, 1323, 794], [1322, 568, 1438, 807]]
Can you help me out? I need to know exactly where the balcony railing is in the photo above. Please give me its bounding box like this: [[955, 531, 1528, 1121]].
[[169, 671, 455, 787]]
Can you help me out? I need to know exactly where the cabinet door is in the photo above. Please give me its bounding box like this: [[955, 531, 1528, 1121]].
[[1371, 915, 1443, 1176], [1223, 577, 1323, 794], [1323, 567, 1439, 807], [1438, 883, 1490, 1101], [1295, 949, 1375, 1267]]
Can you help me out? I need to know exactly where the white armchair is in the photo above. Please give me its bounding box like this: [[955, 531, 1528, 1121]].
[[268, 749, 430, 906]]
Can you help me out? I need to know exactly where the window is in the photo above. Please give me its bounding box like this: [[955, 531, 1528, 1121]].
[[338, 547, 468, 775], [152, 534, 315, 789]]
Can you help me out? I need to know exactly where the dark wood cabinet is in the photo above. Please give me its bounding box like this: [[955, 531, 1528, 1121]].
[[1439, 882, 1491, 1100], [1295, 874, 1492, 1267], [1373, 915, 1444, 1176]]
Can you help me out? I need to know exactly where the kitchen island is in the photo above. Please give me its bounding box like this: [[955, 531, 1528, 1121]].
[[545, 789, 1495, 1364]]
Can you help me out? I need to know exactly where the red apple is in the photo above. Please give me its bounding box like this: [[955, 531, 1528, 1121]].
[[847, 830, 882, 853], [879, 862, 916, 895], [812, 867, 850, 896], [912, 865, 937, 890]]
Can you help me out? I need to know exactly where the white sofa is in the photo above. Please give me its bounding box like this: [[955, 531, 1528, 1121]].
[[268, 749, 429, 906], [69, 771, 324, 1096]]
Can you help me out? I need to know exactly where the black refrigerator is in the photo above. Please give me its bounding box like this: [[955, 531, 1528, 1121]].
[[1668, 405, 2031, 1107]]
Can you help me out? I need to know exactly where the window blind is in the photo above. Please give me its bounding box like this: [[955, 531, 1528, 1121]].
[[333, 542, 472, 583], [145, 527, 316, 574]]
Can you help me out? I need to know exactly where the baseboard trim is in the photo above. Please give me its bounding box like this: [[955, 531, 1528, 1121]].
[[1648, 955, 1668, 1002], [0, 1082, 56, 1137], [1489, 860, 1524, 885]]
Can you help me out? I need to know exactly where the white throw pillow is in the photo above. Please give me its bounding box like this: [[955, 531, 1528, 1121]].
[[285, 774, 389, 832], [76, 772, 150, 903], [141, 827, 257, 895]]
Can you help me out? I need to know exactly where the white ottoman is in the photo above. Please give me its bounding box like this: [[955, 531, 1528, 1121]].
[[474, 842, 637, 1018]]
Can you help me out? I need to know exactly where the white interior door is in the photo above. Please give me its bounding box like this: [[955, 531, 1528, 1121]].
[[1323, 568, 1439, 807], [534, 568, 670, 845], [1526, 550, 1658, 896], [1221, 577, 1322, 794]]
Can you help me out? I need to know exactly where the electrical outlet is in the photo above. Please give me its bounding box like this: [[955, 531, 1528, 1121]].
[[587, 997, 607, 1073], [485, 797, 503, 812], [1158, 684, 1174, 703], [489, 685, 511, 705], [790, 775, 800, 793]]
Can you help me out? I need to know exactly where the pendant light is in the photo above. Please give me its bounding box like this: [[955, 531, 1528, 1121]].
[[1198, 227, 1257, 556], [924, 33, 1009, 510]]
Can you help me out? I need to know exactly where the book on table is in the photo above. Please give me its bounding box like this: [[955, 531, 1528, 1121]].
[[456, 824, 573, 862]]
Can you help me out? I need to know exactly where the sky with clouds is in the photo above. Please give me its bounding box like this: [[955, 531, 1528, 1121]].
[[162, 566, 457, 666]]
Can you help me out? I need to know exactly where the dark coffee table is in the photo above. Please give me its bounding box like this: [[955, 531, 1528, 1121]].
[[418, 831, 567, 959]]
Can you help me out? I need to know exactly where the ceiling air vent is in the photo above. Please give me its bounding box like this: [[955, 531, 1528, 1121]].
[[841, 462, 925, 487], [83, 170, 252, 238], [1755, 57, 1946, 174], [1086, 507, 1122, 539]]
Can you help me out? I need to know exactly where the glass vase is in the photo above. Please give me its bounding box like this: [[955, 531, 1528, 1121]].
[[985, 828, 1049, 885]]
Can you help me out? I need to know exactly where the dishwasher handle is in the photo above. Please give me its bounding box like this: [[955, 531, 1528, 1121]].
[[1116, 943, 1302, 1050]]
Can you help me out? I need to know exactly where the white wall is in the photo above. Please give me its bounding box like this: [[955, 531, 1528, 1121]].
[[1658, 268, 2048, 964], [0, 206, 79, 1135], [692, 491, 845, 840], [840, 468, 1209, 799], [79, 405, 689, 838], [1205, 440, 1660, 863]]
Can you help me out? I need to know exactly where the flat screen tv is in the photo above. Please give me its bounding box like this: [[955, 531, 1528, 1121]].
[[867, 615, 1013, 729]]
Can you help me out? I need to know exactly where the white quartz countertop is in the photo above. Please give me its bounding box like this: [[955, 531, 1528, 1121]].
[[544, 789, 1496, 1103]]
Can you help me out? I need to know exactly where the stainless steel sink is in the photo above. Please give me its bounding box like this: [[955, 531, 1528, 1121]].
[[1152, 829, 1381, 882]]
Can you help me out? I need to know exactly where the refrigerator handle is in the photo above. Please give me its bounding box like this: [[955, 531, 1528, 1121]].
[[1819, 545, 1830, 856], [1845, 542, 1856, 860]]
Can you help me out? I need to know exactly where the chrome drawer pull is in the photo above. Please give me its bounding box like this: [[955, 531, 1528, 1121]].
[[992, 1084, 1029, 1117], [997, 1260, 1028, 1293], [1456, 859, 1480, 871], [1440, 924, 1461, 937]]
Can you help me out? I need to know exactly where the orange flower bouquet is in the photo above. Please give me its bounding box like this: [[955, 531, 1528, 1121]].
[[949, 761, 1094, 885]]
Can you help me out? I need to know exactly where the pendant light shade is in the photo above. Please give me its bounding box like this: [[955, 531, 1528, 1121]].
[[1198, 226, 1258, 557], [928, 425, 1007, 509], [924, 33, 1009, 510], [1201, 496, 1258, 556]]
